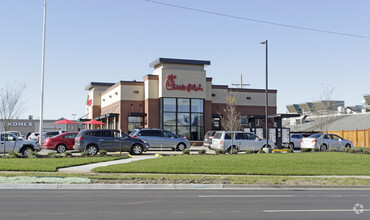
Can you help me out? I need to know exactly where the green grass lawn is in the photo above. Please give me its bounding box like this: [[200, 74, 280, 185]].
[[93, 152, 370, 175], [0, 157, 126, 172]]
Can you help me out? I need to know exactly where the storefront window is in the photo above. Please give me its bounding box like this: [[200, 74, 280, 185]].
[[163, 98, 176, 112], [160, 98, 204, 141], [191, 99, 203, 112], [178, 98, 190, 112], [128, 116, 144, 133], [163, 113, 176, 126]]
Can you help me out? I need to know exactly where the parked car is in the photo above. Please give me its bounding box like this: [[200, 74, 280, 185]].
[[210, 131, 275, 153], [300, 133, 353, 151], [73, 129, 149, 155], [43, 132, 78, 153], [28, 131, 65, 144], [285, 133, 304, 150], [129, 128, 190, 151], [203, 131, 217, 149], [0, 133, 41, 156]]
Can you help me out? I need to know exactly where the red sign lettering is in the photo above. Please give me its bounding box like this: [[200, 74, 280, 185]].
[[165, 74, 203, 92], [86, 95, 92, 106]]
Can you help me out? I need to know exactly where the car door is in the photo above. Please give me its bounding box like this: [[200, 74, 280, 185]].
[[111, 130, 126, 152], [162, 131, 178, 149], [61, 133, 77, 149], [139, 130, 162, 148], [95, 130, 114, 151], [322, 134, 331, 148], [330, 135, 343, 150], [246, 133, 264, 150], [0, 134, 18, 153], [234, 132, 246, 150]]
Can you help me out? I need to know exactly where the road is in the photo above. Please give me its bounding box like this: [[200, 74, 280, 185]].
[[0, 189, 368, 220]]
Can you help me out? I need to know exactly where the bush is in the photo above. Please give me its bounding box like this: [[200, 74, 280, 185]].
[[329, 148, 337, 152], [182, 149, 190, 155], [6, 151, 21, 158], [354, 147, 365, 153], [64, 151, 73, 157], [99, 150, 107, 156], [257, 150, 266, 153], [364, 149, 370, 154], [215, 149, 224, 155], [341, 147, 350, 152], [348, 149, 355, 153], [286, 149, 294, 153], [273, 151, 282, 154], [312, 148, 320, 152], [301, 148, 311, 152], [245, 150, 255, 154], [81, 151, 90, 157], [198, 149, 207, 155]]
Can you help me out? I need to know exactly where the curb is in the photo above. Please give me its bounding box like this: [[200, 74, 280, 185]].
[[1, 183, 370, 190]]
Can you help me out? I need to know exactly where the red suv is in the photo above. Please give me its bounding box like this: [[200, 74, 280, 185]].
[[43, 132, 78, 153]]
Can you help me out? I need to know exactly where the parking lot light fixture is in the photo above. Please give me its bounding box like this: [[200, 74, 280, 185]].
[[260, 40, 269, 147]]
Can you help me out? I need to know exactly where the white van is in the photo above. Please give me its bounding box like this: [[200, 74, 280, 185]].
[[210, 131, 275, 153]]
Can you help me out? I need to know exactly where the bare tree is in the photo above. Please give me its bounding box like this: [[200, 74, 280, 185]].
[[0, 82, 26, 155], [217, 90, 241, 154], [220, 90, 242, 132], [309, 84, 339, 133]]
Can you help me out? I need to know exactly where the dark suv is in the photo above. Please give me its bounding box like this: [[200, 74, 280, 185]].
[[73, 129, 149, 155]]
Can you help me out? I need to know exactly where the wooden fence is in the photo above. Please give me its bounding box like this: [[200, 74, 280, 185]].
[[327, 129, 370, 147]]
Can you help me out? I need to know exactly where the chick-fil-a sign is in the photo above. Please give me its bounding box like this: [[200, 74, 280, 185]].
[[165, 74, 203, 92]]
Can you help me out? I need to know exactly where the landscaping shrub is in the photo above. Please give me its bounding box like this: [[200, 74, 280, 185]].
[[341, 147, 350, 152], [286, 149, 294, 153], [64, 151, 73, 157], [348, 149, 355, 153], [257, 150, 266, 153], [274, 151, 282, 154], [215, 149, 224, 155], [245, 150, 255, 154], [99, 150, 107, 156], [81, 151, 90, 157], [301, 148, 311, 152], [312, 148, 320, 152], [329, 148, 337, 152], [198, 149, 207, 155], [182, 149, 190, 155]]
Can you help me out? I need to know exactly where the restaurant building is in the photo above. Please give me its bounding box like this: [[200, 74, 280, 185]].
[[85, 58, 277, 140]]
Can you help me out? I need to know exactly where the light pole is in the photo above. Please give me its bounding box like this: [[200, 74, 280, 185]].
[[260, 40, 269, 147]]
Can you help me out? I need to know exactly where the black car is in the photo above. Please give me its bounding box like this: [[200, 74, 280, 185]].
[[73, 129, 149, 155]]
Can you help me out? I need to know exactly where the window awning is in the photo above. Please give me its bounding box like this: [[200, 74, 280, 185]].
[[95, 113, 119, 120]]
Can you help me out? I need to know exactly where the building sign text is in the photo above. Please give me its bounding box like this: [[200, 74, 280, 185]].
[[165, 74, 203, 92]]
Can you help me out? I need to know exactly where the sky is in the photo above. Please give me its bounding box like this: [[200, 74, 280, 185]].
[[1, 0, 370, 120]]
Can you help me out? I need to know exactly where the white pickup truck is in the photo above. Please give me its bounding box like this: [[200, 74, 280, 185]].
[[1, 133, 41, 157]]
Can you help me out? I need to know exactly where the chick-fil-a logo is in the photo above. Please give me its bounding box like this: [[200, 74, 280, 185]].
[[165, 74, 203, 92], [86, 95, 92, 106]]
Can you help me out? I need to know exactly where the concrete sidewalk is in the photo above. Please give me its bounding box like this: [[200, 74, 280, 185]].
[[57, 155, 157, 173]]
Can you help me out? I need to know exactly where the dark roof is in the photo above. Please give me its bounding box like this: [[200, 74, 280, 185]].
[[85, 82, 115, 91], [150, 58, 211, 68]]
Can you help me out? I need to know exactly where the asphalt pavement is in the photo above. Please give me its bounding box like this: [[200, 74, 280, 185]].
[[0, 189, 368, 220]]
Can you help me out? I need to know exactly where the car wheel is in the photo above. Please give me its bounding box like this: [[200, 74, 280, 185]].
[[345, 144, 351, 149], [131, 144, 143, 155], [176, 143, 186, 151], [320, 144, 327, 152], [56, 144, 67, 153], [86, 145, 98, 155], [21, 147, 33, 157], [227, 146, 238, 154], [288, 142, 294, 150]]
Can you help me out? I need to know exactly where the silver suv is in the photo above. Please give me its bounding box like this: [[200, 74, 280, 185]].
[[210, 131, 275, 153], [1, 133, 41, 156], [129, 129, 190, 151], [73, 129, 149, 155]]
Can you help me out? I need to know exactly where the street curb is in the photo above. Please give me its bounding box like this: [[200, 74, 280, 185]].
[[1, 183, 370, 190]]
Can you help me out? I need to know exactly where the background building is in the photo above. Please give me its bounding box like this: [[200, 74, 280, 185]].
[[85, 58, 277, 140]]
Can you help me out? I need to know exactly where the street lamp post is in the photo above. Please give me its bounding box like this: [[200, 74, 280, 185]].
[[260, 40, 269, 148]]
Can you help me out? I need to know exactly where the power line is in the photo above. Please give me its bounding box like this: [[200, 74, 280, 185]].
[[145, 0, 370, 39]]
